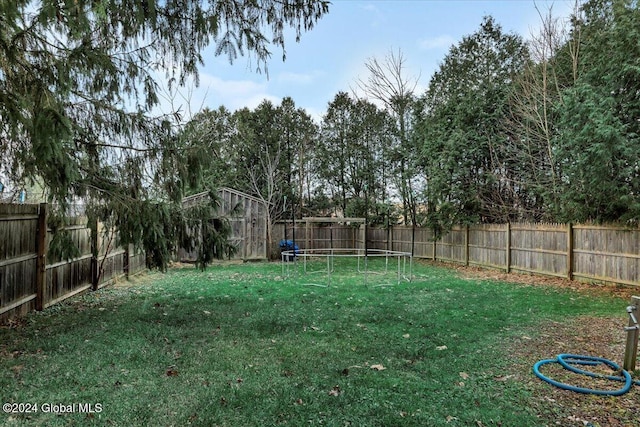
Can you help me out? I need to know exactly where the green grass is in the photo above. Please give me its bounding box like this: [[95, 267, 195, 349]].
[[0, 260, 625, 426]]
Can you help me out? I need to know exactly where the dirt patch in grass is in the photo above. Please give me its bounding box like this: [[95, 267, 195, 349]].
[[506, 316, 639, 427], [111, 271, 157, 289]]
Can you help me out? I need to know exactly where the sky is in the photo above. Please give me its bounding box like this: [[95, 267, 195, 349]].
[[158, 0, 577, 122]]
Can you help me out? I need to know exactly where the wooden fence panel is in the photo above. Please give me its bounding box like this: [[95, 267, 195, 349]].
[[573, 225, 640, 286], [97, 250, 125, 287], [45, 256, 92, 308], [368, 227, 388, 250], [510, 223, 568, 278], [313, 226, 333, 249], [1, 204, 146, 323], [45, 217, 93, 304], [288, 224, 307, 248], [469, 224, 507, 269], [270, 221, 640, 287], [412, 227, 434, 258], [274, 222, 361, 255], [94, 221, 127, 287], [0, 204, 39, 321], [390, 226, 413, 254], [436, 227, 466, 263], [8, 205, 640, 322], [128, 245, 146, 276], [272, 223, 307, 258]]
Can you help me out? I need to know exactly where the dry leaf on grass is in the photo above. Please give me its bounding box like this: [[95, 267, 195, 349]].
[[328, 385, 342, 396], [370, 364, 386, 371]]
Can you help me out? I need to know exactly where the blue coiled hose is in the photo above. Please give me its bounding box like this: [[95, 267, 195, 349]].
[[533, 354, 640, 396]]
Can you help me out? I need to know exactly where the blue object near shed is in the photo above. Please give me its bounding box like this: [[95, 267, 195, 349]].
[[279, 239, 299, 261]]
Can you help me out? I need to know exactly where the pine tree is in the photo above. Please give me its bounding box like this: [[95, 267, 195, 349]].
[[552, 0, 640, 222], [417, 16, 528, 234]]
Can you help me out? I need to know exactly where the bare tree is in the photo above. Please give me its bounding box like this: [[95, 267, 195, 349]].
[[505, 2, 582, 220], [353, 48, 421, 225], [247, 141, 282, 255]]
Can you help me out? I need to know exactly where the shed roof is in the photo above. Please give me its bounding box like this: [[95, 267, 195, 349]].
[[182, 187, 267, 208]]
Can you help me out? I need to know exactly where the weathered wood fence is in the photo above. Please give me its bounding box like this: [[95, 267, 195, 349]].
[[275, 221, 640, 289], [0, 203, 145, 323], [5, 214, 638, 322]]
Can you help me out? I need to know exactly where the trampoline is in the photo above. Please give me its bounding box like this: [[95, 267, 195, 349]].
[[281, 247, 413, 287]]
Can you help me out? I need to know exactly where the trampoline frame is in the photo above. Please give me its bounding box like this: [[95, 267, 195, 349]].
[[280, 247, 413, 287]]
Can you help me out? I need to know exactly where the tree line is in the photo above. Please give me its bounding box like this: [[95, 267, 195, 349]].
[[178, 0, 640, 240]]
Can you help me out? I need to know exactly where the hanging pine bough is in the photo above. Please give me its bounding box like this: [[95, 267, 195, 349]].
[[0, 1, 329, 270], [46, 212, 81, 263]]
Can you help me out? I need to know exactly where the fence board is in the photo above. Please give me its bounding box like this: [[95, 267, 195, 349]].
[[388, 226, 412, 254], [412, 227, 435, 259], [306, 225, 356, 249]]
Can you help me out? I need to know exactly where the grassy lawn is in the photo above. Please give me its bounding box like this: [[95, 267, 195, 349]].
[[0, 260, 629, 426]]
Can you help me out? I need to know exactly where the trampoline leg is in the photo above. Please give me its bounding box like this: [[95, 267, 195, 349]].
[[364, 255, 368, 287]]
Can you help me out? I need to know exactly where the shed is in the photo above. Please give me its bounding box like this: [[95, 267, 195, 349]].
[[179, 187, 268, 261]]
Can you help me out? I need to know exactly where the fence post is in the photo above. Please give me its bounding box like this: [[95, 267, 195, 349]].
[[91, 218, 99, 291], [35, 203, 48, 311], [567, 222, 574, 281], [464, 225, 469, 266], [411, 224, 416, 257], [124, 243, 131, 279], [433, 238, 437, 261], [623, 296, 640, 372], [386, 224, 390, 251], [506, 222, 511, 273]]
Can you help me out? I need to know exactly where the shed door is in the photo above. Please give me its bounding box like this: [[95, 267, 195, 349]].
[[229, 217, 245, 259]]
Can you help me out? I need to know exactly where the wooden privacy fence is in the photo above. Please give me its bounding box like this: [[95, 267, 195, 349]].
[[274, 221, 640, 289], [0, 203, 145, 323], [273, 221, 365, 256]]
